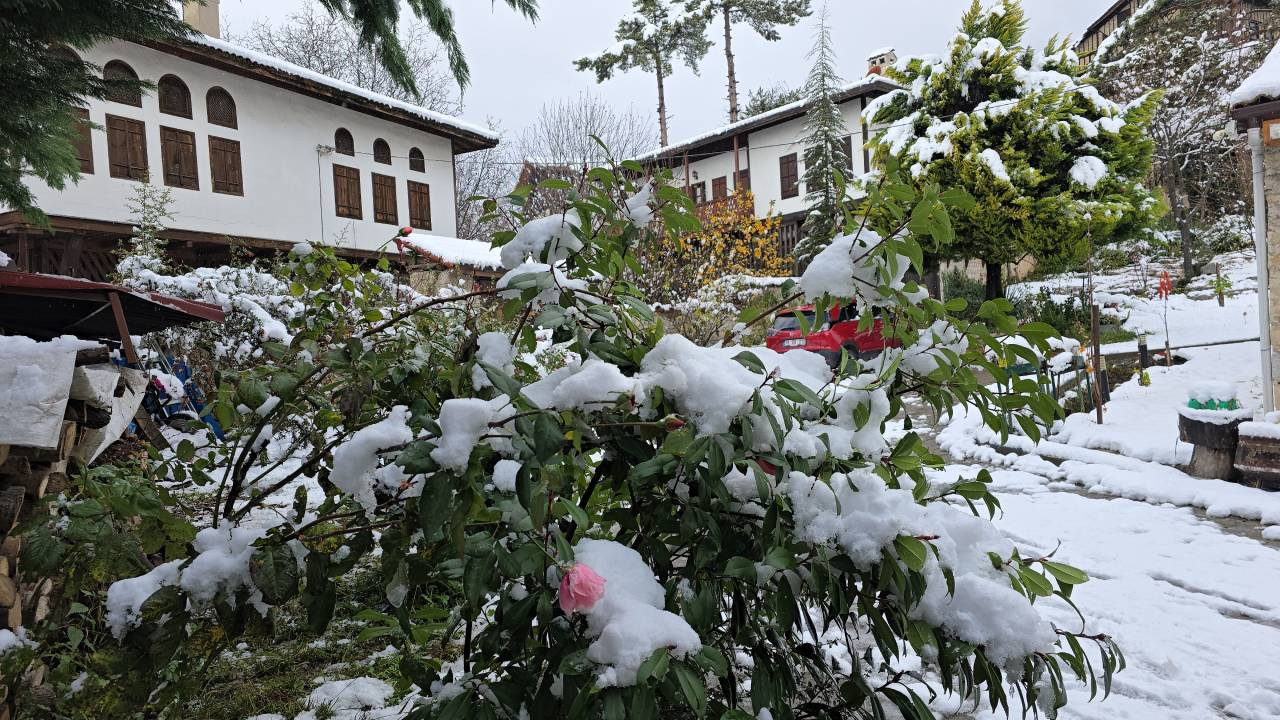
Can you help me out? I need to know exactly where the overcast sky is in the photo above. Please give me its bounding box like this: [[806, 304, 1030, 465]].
[[215, 0, 1117, 147]]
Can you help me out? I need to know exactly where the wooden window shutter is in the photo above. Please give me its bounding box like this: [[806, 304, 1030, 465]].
[[206, 87, 238, 129], [373, 139, 392, 165], [408, 180, 432, 230], [372, 173, 398, 224], [712, 176, 727, 201], [72, 107, 93, 174], [409, 147, 425, 173], [840, 135, 854, 173], [333, 164, 362, 219], [158, 75, 192, 118], [209, 136, 244, 196], [736, 169, 750, 191], [689, 181, 706, 205], [780, 153, 798, 199], [103, 61, 141, 107], [161, 126, 199, 190], [106, 114, 147, 180]]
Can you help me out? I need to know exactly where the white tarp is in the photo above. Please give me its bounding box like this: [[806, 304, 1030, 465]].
[[0, 335, 99, 448], [73, 366, 147, 464]]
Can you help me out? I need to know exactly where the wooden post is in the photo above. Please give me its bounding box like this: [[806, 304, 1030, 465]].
[[682, 151, 691, 197], [732, 134, 741, 190], [108, 291, 170, 449], [1138, 333, 1150, 368], [1091, 303, 1104, 424]]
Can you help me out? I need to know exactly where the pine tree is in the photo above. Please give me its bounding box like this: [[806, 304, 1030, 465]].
[[694, 0, 811, 122], [0, 1, 191, 220], [867, 0, 1160, 298], [1092, 0, 1274, 278], [741, 82, 803, 118], [575, 0, 712, 147], [794, 10, 848, 261]]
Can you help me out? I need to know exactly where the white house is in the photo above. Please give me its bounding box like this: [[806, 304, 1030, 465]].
[[634, 72, 897, 256], [0, 1, 498, 281]]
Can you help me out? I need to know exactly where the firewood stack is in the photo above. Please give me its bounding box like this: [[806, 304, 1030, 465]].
[[0, 347, 115, 715]]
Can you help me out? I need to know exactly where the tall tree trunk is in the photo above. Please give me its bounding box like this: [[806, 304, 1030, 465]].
[[723, 5, 739, 123], [1167, 179, 1196, 280], [984, 260, 1003, 301], [655, 59, 669, 147]]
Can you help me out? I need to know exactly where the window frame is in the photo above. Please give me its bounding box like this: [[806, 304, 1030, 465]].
[[373, 139, 392, 165], [209, 135, 244, 196], [408, 147, 425, 173], [712, 176, 728, 202], [103, 60, 142, 107], [408, 180, 432, 230], [206, 87, 238, 129], [689, 181, 707, 205], [371, 172, 398, 225], [160, 125, 199, 190], [334, 128, 355, 156], [333, 164, 363, 219], [105, 113, 148, 181], [779, 153, 799, 199], [71, 107, 93, 174], [158, 75, 192, 119]]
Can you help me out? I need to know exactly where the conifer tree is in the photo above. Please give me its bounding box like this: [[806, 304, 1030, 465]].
[[0, 1, 191, 219], [794, 10, 849, 261], [867, 0, 1160, 298], [693, 0, 811, 122], [575, 0, 712, 147]]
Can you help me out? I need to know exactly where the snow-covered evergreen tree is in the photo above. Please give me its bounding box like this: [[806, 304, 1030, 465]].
[[1092, 0, 1274, 277], [575, 0, 711, 147], [867, 0, 1160, 298], [794, 10, 848, 261]]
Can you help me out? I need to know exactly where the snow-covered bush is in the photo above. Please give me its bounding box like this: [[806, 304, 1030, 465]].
[[17, 157, 1120, 718]]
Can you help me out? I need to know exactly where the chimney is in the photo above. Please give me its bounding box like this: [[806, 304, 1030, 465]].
[[866, 47, 897, 75], [183, 0, 220, 38]]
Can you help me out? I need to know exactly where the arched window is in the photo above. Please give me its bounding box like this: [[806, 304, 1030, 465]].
[[206, 87, 237, 129], [103, 60, 141, 107], [334, 128, 354, 156], [408, 147, 425, 172], [158, 75, 192, 118], [373, 138, 391, 165], [50, 46, 81, 65]]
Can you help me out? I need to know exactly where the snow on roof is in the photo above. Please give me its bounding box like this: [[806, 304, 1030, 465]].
[[403, 232, 504, 270], [867, 46, 896, 60], [1230, 39, 1280, 108], [177, 34, 499, 145], [634, 75, 898, 162]]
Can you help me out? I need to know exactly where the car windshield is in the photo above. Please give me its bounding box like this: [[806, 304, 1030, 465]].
[[772, 311, 816, 332]]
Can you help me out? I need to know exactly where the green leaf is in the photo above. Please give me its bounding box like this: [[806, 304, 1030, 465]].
[[763, 545, 796, 571], [1042, 560, 1089, 586], [1018, 566, 1055, 597], [672, 662, 707, 718], [724, 556, 757, 582], [636, 646, 670, 685], [732, 351, 766, 375], [894, 536, 928, 572], [773, 379, 823, 408], [249, 544, 300, 605], [531, 413, 563, 463], [418, 475, 453, 542]]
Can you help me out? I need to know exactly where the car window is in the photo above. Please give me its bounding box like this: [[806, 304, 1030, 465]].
[[772, 311, 816, 331]]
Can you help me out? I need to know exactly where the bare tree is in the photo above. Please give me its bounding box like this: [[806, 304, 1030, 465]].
[[516, 93, 657, 166], [225, 0, 461, 113], [456, 119, 515, 241]]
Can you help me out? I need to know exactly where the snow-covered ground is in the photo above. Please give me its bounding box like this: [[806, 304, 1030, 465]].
[[956, 465, 1280, 720]]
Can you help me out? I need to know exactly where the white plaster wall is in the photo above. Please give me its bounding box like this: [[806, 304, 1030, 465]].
[[670, 148, 749, 199], [18, 40, 465, 252]]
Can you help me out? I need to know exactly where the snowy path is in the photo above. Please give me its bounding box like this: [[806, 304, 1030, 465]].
[[959, 466, 1280, 720]]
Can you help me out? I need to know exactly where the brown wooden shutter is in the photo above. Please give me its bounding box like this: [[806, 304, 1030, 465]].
[[106, 114, 147, 180], [736, 169, 750, 191], [408, 181, 432, 230], [841, 136, 854, 174], [333, 164, 362, 219], [689, 181, 706, 205], [712, 176, 727, 201], [372, 173, 398, 224], [780, 153, 798, 199], [160, 126, 199, 190], [72, 108, 93, 174], [209, 136, 243, 195]]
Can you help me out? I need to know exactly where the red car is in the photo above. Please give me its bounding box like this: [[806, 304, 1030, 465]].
[[765, 303, 899, 366]]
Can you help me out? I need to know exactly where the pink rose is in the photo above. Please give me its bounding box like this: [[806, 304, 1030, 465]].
[[559, 563, 606, 614]]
